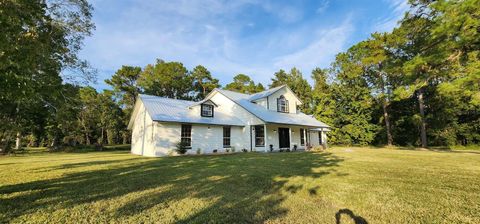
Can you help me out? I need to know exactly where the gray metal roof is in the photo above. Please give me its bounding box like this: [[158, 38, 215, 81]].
[[248, 85, 285, 101], [216, 89, 330, 128], [139, 94, 245, 126]]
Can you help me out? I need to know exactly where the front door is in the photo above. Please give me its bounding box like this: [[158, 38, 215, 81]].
[[278, 128, 290, 148]]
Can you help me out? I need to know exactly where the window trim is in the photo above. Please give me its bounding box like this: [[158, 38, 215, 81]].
[[300, 128, 305, 146], [255, 125, 265, 147], [277, 95, 289, 113], [201, 104, 214, 117], [181, 124, 192, 149], [223, 126, 231, 148]]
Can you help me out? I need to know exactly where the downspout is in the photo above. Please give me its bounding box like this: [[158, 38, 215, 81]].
[[249, 125, 253, 152], [141, 108, 146, 156], [267, 96, 269, 110]]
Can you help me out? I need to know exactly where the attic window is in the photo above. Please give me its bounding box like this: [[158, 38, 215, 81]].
[[277, 95, 289, 113], [201, 104, 214, 117]]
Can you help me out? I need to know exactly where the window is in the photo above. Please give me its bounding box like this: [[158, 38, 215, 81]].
[[319, 132, 322, 144], [255, 125, 265, 146], [277, 95, 289, 113], [300, 128, 305, 146], [201, 104, 214, 117], [181, 124, 192, 148], [223, 126, 231, 147]]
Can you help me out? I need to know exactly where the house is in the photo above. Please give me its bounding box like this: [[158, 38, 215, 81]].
[[128, 85, 330, 157]]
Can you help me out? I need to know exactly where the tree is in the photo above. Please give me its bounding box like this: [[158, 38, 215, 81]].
[[78, 87, 101, 145], [357, 33, 396, 146], [97, 90, 125, 145], [138, 59, 193, 100], [191, 65, 220, 100], [329, 49, 380, 145], [0, 0, 95, 152], [105, 66, 142, 110], [270, 68, 313, 113], [224, 74, 264, 94], [311, 68, 335, 127]]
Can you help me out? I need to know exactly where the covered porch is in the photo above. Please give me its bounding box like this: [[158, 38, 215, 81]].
[[251, 123, 329, 152]]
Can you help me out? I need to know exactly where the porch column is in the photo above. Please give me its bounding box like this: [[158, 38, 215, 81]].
[[288, 128, 292, 150], [264, 124, 268, 152]]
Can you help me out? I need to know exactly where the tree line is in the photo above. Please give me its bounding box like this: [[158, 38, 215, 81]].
[[1, 0, 479, 153]]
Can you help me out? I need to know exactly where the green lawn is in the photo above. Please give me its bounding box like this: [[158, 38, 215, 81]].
[[1, 148, 480, 223]]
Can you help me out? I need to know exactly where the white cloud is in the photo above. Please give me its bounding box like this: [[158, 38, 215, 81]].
[[272, 17, 353, 79], [316, 0, 330, 14], [373, 0, 409, 32]]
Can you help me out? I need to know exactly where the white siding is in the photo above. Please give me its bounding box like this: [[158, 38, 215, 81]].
[[267, 88, 301, 114], [153, 122, 181, 156], [210, 92, 263, 151], [131, 100, 156, 156]]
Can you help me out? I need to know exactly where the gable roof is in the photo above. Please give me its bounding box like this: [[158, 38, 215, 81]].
[[137, 94, 245, 127], [248, 85, 285, 101], [215, 89, 330, 128], [248, 85, 303, 104]]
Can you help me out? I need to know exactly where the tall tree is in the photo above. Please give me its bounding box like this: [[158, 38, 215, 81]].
[[105, 66, 142, 110], [138, 59, 193, 100], [0, 0, 95, 152], [191, 65, 220, 100], [311, 68, 335, 127], [224, 74, 264, 94], [358, 33, 395, 146], [329, 49, 380, 145]]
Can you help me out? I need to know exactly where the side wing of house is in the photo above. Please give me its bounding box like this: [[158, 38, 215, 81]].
[[129, 99, 157, 156]]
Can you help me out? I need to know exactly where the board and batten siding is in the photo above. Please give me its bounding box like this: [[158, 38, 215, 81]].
[[131, 100, 156, 156]]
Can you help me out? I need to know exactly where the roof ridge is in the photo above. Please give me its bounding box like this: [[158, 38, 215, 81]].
[[139, 94, 196, 103]]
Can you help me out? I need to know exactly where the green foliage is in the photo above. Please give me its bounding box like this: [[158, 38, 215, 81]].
[[105, 66, 142, 110], [175, 141, 189, 154], [224, 74, 264, 94], [270, 68, 313, 113], [0, 0, 95, 152], [138, 59, 193, 100], [191, 65, 220, 100]]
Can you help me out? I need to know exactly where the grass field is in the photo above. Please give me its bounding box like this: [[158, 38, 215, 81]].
[[1, 147, 480, 223]]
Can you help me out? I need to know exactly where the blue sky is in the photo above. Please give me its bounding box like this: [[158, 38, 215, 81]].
[[79, 0, 408, 90]]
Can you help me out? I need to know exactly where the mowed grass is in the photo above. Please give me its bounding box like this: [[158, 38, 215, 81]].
[[1, 147, 480, 223]]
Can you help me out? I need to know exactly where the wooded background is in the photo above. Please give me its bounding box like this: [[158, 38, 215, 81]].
[[1, 0, 478, 152]]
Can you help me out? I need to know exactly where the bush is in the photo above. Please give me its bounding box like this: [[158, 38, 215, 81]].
[[196, 148, 202, 154], [175, 141, 189, 154], [231, 146, 236, 153]]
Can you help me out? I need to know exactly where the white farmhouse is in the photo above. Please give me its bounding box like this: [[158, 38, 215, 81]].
[[128, 85, 330, 156]]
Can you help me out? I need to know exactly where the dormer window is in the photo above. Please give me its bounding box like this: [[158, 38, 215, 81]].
[[201, 104, 214, 117], [277, 95, 289, 113]]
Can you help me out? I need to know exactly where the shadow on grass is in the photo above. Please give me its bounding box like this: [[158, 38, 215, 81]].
[[335, 208, 368, 224], [0, 152, 343, 223]]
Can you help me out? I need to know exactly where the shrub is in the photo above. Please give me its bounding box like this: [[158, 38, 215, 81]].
[[196, 148, 202, 154], [242, 148, 248, 152], [175, 141, 189, 154], [231, 146, 236, 153], [226, 148, 230, 153], [269, 144, 273, 152], [213, 149, 218, 153]]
